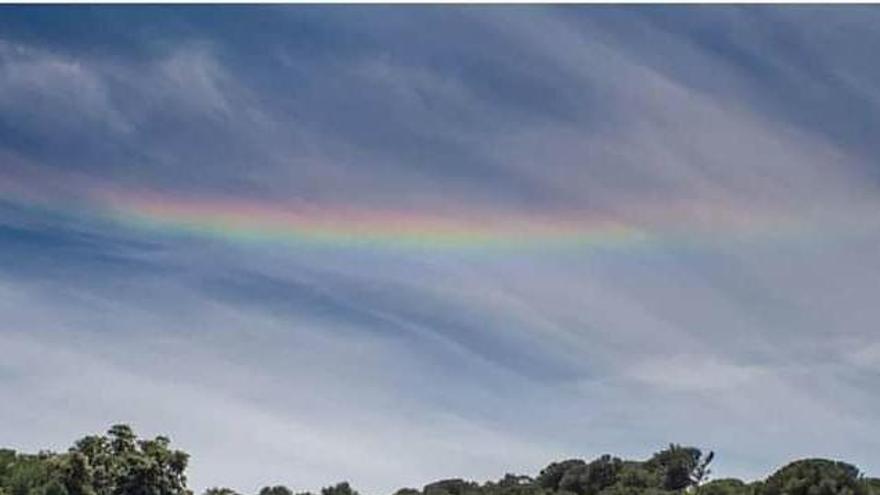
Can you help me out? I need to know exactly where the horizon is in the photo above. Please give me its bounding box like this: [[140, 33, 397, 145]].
[[3, 422, 874, 494]]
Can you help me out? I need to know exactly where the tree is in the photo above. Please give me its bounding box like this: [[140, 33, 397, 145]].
[[761, 459, 867, 495], [203, 488, 240, 495], [698, 479, 750, 495], [259, 487, 293, 495], [3, 428, 877, 495], [320, 483, 358, 495], [423, 480, 479, 495], [538, 461, 588, 492], [646, 445, 713, 491], [615, 461, 661, 491], [556, 455, 623, 495], [107, 428, 136, 457], [66, 425, 190, 495]]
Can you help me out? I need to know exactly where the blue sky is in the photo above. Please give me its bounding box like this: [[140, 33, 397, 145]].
[[1, 6, 880, 494]]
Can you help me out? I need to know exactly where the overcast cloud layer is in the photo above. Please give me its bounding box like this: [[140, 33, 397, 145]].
[[1, 6, 879, 495]]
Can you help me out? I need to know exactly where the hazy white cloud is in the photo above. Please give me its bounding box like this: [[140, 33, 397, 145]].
[[849, 343, 880, 371], [627, 357, 765, 392]]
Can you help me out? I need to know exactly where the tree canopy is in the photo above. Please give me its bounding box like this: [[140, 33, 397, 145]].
[[0, 426, 875, 495], [0, 425, 188, 495]]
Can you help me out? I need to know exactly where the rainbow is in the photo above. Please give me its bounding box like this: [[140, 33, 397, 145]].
[[101, 192, 650, 252], [3, 176, 876, 253], [90, 190, 833, 254]]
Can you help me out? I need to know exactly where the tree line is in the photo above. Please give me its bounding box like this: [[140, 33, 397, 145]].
[[1, 425, 876, 495]]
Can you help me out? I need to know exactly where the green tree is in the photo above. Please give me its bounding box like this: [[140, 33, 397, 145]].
[[259, 487, 293, 495], [615, 461, 662, 491], [557, 455, 624, 495], [320, 483, 358, 495], [203, 488, 240, 495], [761, 459, 867, 495], [3, 428, 878, 495], [698, 479, 751, 495], [646, 445, 713, 491], [423, 480, 480, 495], [66, 425, 189, 495], [538, 461, 588, 492]]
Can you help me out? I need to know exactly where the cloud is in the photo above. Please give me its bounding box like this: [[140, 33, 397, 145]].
[[849, 343, 880, 371], [627, 357, 765, 392], [0, 39, 130, 135]]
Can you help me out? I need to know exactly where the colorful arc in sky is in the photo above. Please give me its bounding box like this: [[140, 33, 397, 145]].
[[4, 177, 874, 252], [108, 195, 650, 251]]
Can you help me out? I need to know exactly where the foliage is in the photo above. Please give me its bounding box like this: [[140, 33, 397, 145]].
[[0, 425, 188, 495], [260, 487, 293, 495], [645, 445, 714, 491], [204, 488, 241, 495], [1, 425, 875, 495], [321, 483, 358, 495], [760, 459, 868, 495]]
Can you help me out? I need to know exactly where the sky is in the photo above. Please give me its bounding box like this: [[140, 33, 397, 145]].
[[1, 5, 880, 494]]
